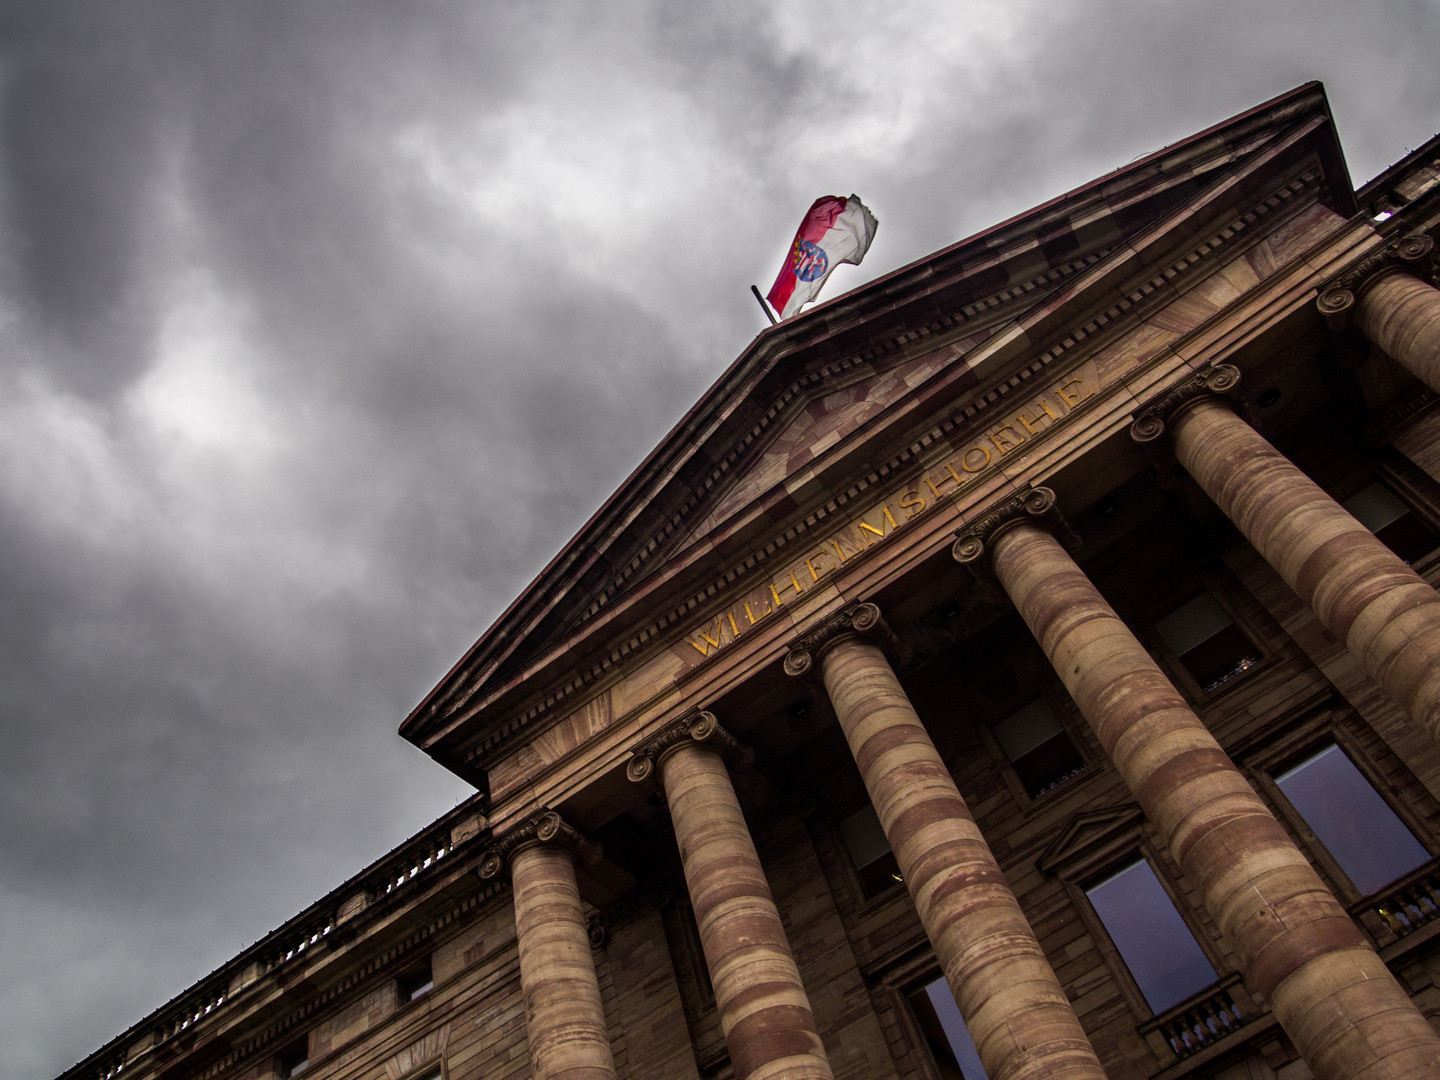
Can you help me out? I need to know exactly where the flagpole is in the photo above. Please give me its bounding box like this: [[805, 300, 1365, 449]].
[[750, 285, 777, 326]]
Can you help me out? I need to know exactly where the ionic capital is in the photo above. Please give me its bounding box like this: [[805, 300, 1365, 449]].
[[782, 601, 889, 680], [1317, 231, 1436, 330], [1130, 363, 1245, 445], [951, 485, 1077, 573], [477, 809, 601, 880], [586, 879, 673, 948], [626, 708, 752, 786]]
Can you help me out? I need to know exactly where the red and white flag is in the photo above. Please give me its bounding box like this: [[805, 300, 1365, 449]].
[[765, 195, 878, 320]]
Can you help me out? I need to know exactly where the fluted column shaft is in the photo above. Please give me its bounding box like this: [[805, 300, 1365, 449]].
[[511, 841, 618, 1080], [1171, 396, 1440, 742], [658, 739, 833, 1080], [811, 626, 1106, 1080], [1355, 270, 1440, 394], [989, 519, 1440, 1080]]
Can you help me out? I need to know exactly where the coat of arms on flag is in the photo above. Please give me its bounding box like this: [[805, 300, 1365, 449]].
[[765, 195, 878, 320]]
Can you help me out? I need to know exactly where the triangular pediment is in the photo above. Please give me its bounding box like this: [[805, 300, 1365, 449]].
[[668, 251, 1108, 557], [402, 83, 1357, 773], [1036, 804, 1147, 875]]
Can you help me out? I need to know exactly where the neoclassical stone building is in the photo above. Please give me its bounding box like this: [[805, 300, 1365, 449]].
[[63, 83, 1440, 1080]]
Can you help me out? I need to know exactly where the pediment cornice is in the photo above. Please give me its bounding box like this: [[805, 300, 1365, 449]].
[[1037, 803, 1147, 875]]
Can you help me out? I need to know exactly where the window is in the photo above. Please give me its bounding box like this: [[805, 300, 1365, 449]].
[[1343, 481, 1439, 563], [992, 699, 1085, 798], [277, 1040, 309, 1079], [397, 957, 434, 1002], [1085, 855, 1217, 1014], [1155, 593, 1260, 693], [838, 804, 902, 899], [906, 976, 988, 1079], [1273, 742, 1430, 895]]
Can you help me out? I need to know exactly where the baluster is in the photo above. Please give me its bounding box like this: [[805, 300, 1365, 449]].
[[1218, 993, 1238, 1034], [1404, 888, 1423, 927], [1402, 887, 1424, 930], [1174, 1020, 1190, 1056], [1223, 991, 1242, 1032], [1211, 1001, 1228, 1039], [1203, 1008, 1226, 1048], [1419, 876, 1440, 923], [1185, 1012, 1203, 1052], [1164, 1023, 1181, 1057], [1198, 1006, 1213, 1043], [1377, 899, 1407, 935]]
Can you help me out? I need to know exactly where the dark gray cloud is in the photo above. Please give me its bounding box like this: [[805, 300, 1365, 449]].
[[0, 2, 1436, 1077]]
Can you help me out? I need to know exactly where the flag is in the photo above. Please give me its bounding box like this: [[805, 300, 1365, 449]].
[[765, 195, 878, 320]]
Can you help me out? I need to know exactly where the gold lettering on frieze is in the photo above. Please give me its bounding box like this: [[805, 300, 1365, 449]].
[[988, 423, 1025, 455], [677, 360, 1100, 668]]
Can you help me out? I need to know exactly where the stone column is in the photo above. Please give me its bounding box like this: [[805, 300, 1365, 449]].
[[1318, 232, 1440, 393], [1132, 363, 1440, 745], [629, 711, 834, 1080], [954, 487, 1440, 1080], [784, 607, 1107, 1080], [480, 811, 616, 1080]]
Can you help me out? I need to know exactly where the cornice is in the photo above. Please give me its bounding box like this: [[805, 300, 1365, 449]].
[[477, 809, 601, 880], [951, 485, 1077, 573], [1316, 231, 1436, 330], [190, 884, 506, 1080], [626, 708, 753, 787], [60, 796, 492, 1080]]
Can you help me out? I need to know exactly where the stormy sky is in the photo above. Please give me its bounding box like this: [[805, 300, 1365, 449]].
[[2, 3, 1436, 1077]]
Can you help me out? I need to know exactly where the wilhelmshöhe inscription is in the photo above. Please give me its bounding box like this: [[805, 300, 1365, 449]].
[[676, 360, 1098, 667]]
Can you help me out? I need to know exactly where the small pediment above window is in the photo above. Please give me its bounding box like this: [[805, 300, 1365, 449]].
[[1037, 804, 1146, 876]]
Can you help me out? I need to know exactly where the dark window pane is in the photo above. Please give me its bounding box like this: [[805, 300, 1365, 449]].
[[1376, 515, 1439, 563], [1343, 482, 1439, 563], [994, 699, 1085, 797], [839, 805, 902, 898], [398, 958, 434, 1001], [1344, 482, 1410, 533], [1274, 743, 1430, 895], [1085, 856, 1217, 1013], [906, 976, 988, 1079], [278, 1042, 309, 1079], [1155, 593, 1260, 692]]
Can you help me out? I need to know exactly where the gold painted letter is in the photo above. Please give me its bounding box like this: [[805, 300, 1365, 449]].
[[988, 425, 1025, 455], [960, 446, 992, 473], [769, 571, 806, 608], [1056, 377, 1093, 407]]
